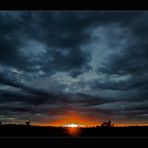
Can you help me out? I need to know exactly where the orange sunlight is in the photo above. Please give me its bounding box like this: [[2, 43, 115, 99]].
[[33, 111, 148, 127], [47, 111, 101, 127]]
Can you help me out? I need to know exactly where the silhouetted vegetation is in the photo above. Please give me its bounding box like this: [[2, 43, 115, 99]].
[[25, 120, 31, 126], [100, 120, 114, 127], [0, 124, 148, 137]]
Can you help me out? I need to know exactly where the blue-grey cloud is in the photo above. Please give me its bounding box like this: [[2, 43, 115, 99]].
[[0, 11, 148, 125]]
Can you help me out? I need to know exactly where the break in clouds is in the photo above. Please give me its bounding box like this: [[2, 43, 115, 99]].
[[0, 11, 148, 125]]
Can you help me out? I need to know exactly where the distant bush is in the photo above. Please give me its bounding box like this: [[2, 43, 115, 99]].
[[101, 120, 114, 127], [25, 120, 31, 126]]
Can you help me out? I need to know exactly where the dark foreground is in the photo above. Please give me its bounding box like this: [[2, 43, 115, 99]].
[[0, 125, 148, 137]]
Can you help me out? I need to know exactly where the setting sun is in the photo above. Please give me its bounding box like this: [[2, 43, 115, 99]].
[[63, 123, 82, 136], [64, 123, 78, 128], [46, 111, 101, 127], [67, 124, 78, 128]]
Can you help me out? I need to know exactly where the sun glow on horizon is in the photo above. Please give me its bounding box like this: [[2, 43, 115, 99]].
[[45, 111, 100, 127], [33, 111, 148, 127], [64, 123, 78, 128], [63, 123, 86, 128], [63, 123, 82, 136]]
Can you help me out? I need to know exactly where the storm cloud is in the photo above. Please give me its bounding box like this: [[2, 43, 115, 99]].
[[0, 11, 148, 125]]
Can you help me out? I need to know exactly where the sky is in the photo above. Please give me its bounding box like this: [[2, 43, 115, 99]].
[[0, 11, 148, 126]]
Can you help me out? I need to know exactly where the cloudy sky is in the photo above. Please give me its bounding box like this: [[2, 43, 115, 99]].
[[0, 11, 148, 126]]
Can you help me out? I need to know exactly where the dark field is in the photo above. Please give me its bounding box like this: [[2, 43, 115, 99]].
[[0, 125, 148, 137]]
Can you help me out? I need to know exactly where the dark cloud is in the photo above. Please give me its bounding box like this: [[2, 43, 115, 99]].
[[0, 11, 148, 125], [0, 13, 27, 68]]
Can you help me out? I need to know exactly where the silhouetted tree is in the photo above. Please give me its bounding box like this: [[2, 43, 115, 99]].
[[101, 120, 114, 127], [101, 121, 107, 127], [106, 120, 112, 127], [25, 120, 31, 126], [0, 121, 1, 125]]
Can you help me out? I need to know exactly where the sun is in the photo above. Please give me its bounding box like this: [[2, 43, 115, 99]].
[[63, 123, 81, 136], [68, 124, 78, 128], [63, 123, 78, 128]]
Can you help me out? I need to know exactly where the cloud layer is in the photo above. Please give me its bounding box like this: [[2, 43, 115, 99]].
[[0, 11, 148, 125]]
